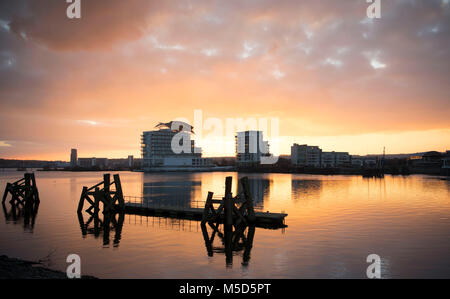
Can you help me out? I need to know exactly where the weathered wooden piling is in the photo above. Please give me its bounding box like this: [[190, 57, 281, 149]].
[[77, 174, 126, 247], [2, 173, 40, 207], [77, 174, 125, 215], [239, 177, 256, 223], [123, 176, 287, 228], [201, 176, 259, 228]]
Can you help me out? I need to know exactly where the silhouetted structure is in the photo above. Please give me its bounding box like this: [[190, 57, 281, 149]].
[[77, 210, 125, 247], [124, 176, 287, 228], [77, 174, 125, 247], [236, 131, 270, 166], [200, 176, 260, 266], [2, 173, 40, 208], [70, 149, 78, 167], [142, 121, 211, 170], [2, 173, 40, 231], [201, 222, 255, 266], [77, 173, 125, 215]]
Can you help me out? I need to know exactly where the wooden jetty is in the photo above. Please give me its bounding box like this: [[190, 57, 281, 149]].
[[124, 203, 287, 228], [124, 176, 287, 229], [77, 174, 287, 229]]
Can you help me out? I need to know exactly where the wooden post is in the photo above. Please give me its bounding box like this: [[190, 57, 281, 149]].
[[113, 174, 125, 210], [77, 186, 87, 213], [240, 177, 256, 223], [201, 223, 214, 257], [77, 212, 87, 236], [104, 173, 110, 199], [201, 192, 214, 224], [103, 212, 111, 246], [94, 188, 100, 215], [224, 176, 233, 265], [113, 212, 125, 246], [30, 173, 40, 203], [242, 225, 255, 266], [93, 187, 101, 237], [24, 173, 31, 205], [224, 177, 233, 226], [2, 183, 10, 204]]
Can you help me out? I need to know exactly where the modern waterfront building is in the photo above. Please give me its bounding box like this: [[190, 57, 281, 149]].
[[321, 151, 335, 168], [291, 144, 350, 168], [351, 155, 364, 167], [141, 121, 211, 171], [291, 144, 322, 167], [70, 149, 78, 167], [128, 155, 134, 168], [235, 131, 270, 166], [335, 152, 351, 166], [443, 151, 450, 169], [78, 157, 109, 169]]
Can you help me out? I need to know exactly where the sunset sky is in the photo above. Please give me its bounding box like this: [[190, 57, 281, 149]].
[[0, 0, 449, 160]]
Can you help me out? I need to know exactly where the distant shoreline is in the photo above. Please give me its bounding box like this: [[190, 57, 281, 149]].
[[10, 167, 448, 176], [1, 165, 448, 176]]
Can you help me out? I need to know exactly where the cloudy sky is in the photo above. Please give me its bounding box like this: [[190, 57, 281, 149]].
[[0, 0, 449, 160]]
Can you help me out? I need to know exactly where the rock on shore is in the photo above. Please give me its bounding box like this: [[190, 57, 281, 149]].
[[0, 255, 96, 279]]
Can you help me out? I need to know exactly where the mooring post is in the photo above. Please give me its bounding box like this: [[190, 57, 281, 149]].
[[2, 183, 10, 204], [224, 177, 233, 227], [113, 174, 125, 210], [77, 186, 87, 213], [93, 187, 101, 237], [24, 173, 32, 206], [104, 173, 110, 198], [242, 225, 255, 266], [94, 187, 100, 216], [200, 223, 214, 257], [114, 212, 125, 245], [103, 212, 111, 246], [30, 173, 40, 203], [201, 192, 214, 224], [224, 176, 234, 265], [240, 177, 256, 223]]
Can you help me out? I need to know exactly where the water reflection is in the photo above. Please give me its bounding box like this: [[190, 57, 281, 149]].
[[237, 175, 271, 210], [141, 174, 272, 211], [2, 200, 39, 231], [142, 175, 201, 207], [291, 179, 323, 201], [77, 211, 125, 248], [201, 222, 256, 267]]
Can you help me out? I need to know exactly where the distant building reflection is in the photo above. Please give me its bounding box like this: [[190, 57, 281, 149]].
[[291, 179, 323, 201], [70, 177, 77, 197], [142, 174, 201, 207], [237, 175, 271, 210]]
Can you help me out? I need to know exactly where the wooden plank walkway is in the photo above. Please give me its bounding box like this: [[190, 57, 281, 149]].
[[124, 202, 287, 229]]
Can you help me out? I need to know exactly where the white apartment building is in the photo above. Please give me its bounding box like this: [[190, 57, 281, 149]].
[[443, 151, 450, 169], [236, 131, 270, 165], [321, 151, 335, 168], [321, 151, 351, 167], [142, 122, 211, 171], [291, 144, 322, 167]]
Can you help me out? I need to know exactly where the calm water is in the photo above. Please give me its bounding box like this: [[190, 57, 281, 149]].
[[1, 170, 449, 278]]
